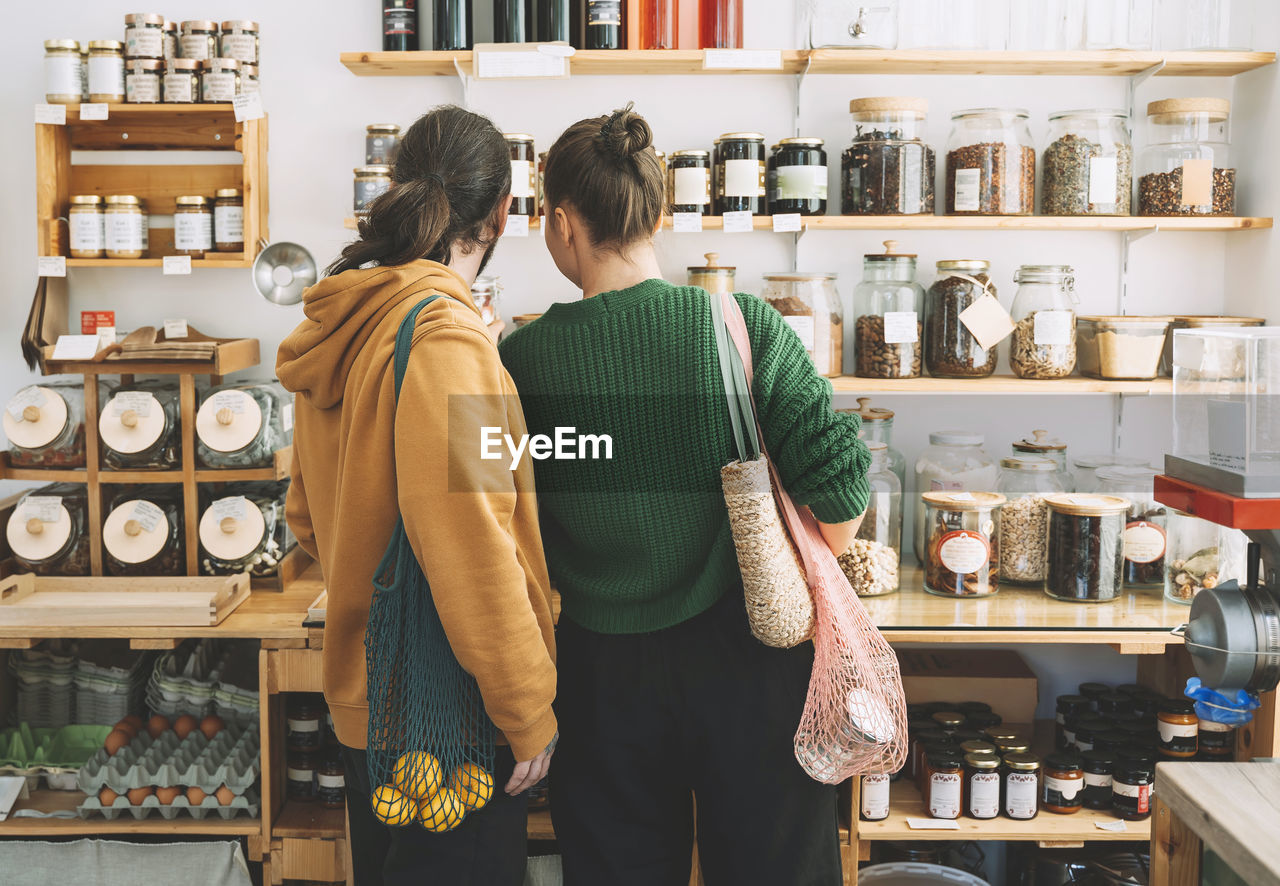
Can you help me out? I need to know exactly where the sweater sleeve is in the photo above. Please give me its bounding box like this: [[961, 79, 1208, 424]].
[[736, 293, 871, 524]]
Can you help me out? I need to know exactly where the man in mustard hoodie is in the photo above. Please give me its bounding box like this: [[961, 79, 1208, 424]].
[[276, 107, 556, 886]]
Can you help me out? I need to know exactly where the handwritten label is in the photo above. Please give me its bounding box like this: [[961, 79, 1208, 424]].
[[51, 334, 102, 361], [772, 213, 802, 233], [722, 210, 754, 233], [111, 391, 154, 418], [22, 496, 63, 523], [475, 45, 569, 79], [883, 311, 919, 344], [672, 212, 703, 233], [130, 500, 164, 533], [79, 103, 109, 120], [163, 318, 189, 339], [38, 256, 67, 277], [232, 90, 265, 122], [35, 104, 66, 125], [96, 327, 117, 348], [162, 255, 192, 275], [212, 496, 248, 520], [212, 391, 247, 414], [503, 214, 530, 238], [6, 388, 46, 421], [703, 49, 784, 70]]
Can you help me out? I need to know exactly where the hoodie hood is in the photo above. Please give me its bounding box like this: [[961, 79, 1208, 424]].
[[276, 260, 477, 408]]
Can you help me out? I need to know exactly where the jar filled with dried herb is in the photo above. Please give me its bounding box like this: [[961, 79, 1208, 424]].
[[850, 240, 924, 378], [1043, 109, 1132, 216], [1043, 494, 1129, 603], [842, 97, 935, 215], [925, 259, 999, 378], [1009, 264, 1077, 379], [945, 109, 1035, 215], [922, 491, 1005, 598], [1139, 98, 1234, 216], [1096, 466, 1167, 587]]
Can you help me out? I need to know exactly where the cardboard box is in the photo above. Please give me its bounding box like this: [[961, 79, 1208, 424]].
[[898, 649, 1038, 726]]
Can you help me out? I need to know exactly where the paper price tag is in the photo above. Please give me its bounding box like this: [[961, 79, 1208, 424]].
[[474, 44, 569, 79], [949, 492, 976, 502], [35, 104, 66, 125], [703, 49, 784, 70], [1095, 819, 1127, 833], [111, 391, 154, 418], [6, 387, 46, 421], [906, 818, 961, 831], [130, 500, 164, 534], [22, 496, 63, 524], [163, 255, 192, 275], [671, 212, 703, 233], [504, 215, 530, 238], [80, 103, 109, 120], [51, 334, 103, 361], [96, 327, 117, 349], [232, 90, 265, 122], [212, 496, 249, 520], [772, 213, 802, 233], [958, 293, 1015, 350], [282, 402, 294, 432], [38, 256, 66, 277], [883, 311, 919, 344], [722, 211, 754, 233], [163, 318, 189, 339], [212, 391, 247, 414]]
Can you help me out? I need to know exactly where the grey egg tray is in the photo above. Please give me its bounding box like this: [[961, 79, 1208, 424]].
[[147, 640, 260, 721], [77, 722, 260, 796], [78, 787, 260, 820]]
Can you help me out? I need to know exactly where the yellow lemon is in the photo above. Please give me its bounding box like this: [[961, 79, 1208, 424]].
[[371, 784, 415, 827], [448, 762, 494, 811], [393, 751, 443, 801], [418, 788, 465, 832]]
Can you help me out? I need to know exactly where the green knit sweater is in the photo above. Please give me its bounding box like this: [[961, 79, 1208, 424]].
[[498, 278, 870, 634]]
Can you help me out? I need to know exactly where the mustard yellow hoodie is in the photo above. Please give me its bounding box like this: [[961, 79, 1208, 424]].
[[276, 260, 557, 760]]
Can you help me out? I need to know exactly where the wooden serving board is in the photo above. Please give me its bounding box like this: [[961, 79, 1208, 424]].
[[0, 573, 251, 627]]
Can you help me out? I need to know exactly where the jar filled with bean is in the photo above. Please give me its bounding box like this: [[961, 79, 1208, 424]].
[[1009, 264, 1077, 379], [761, 272, 843, 377], [925, 260, 999, 378], [1096, 466, 1167, 587], [1043, 494, 1129, 602], [850, 240, 923, 379], [843, 96, 935, 215], [997, 456, 1066, 585], [922, 491, 1005, 598], [946, 108, 1035, 215], [837, 442, 901, 596]]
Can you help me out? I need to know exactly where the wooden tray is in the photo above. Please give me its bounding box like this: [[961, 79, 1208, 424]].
[[0, 573, 251, 627]]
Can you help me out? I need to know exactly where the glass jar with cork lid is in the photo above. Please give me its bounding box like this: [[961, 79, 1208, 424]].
[[761, 272, 843, 377], [220, 20, 260, 64], [179, 20, 219, 60], [842, 397, 905, 486], [1139, 98, 1233, 216], [687, 253, 735, 295], [843, 97, 935, 215], [921, 491, 1005, 598], [124, 58, 162, 103], [1043, 109, 1132, 216], [6, 484, 91, 576], [850, 240, 924, 379]]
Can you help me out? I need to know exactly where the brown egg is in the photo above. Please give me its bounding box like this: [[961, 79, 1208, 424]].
[[172, 714, 198, 739], [214, 784, 235, 806], [127, 786, 153, 805], [155, 786, 181, 805], [146, 715, 171, 739], [121, 715, 144, 732], [112, 719, 138, 737], [98, 786, 120, 806], [199, 715, 225, 740], [186, 785, 208, 805], [103, 729, 132, 755]]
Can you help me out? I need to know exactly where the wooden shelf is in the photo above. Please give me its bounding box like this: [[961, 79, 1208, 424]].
[[829, 375, 1173, 395], [528, 809, 555, 840], [340, 49, 1275, 78], [2, 789, 260, 836], [274, 799, 346, 839], [41, 338, 260, 378], [64, 257, 253, 269]]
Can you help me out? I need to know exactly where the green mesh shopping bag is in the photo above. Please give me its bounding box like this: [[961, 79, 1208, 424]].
[[365, 295, 497, 832]]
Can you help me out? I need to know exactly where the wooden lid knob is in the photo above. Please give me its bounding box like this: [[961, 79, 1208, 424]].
[[121, 409, 139, 429], [220, 517, 238, 534], [1032, 429, 1049, 443], [704, 252, 719, 266], [216, 407, 235, 426], [26, 518, 44, 535], [883, 240, 899, 253], [22, 405, 41, 423], [856, 397, 871, 410], [124, 519, 143, 537]]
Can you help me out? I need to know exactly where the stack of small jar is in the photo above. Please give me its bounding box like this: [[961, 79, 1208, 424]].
[[43, 15, 259, 106], [68, 189, 244, 260], [285, 693, 346, 808]]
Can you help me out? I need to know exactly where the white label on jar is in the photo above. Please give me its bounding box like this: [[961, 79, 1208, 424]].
[[1113, 779, 1150, 808], [203, 72, 238, 102], [105, 211, 144, 252], [1005, 772, 1038, 818], [130, 500, 164, 533], [1076, 738, 1094, 752], [968, 771, 1000, 818], [861, 774, 890, 819], [674, 167, 710, 206], [282, 403, 294, 432], [179, 34, 214, 59], [938, 530, 989, 575], [1158, 719, 1198, 742], [1089, 156, 1119, 204], [317, 773, 345, 788], [7, 387, 47, 420], [70, 212, 104, 252], [215, 205, 245, 244], [126, 28, 163, 58], [928, 772, 961, 818], [286, 768, 312, 782], [212, 496, 249, 520], [175, 212, 213, 250], [883, 311, 919, 344], [1124, 521, 1166, 563], [112, 391, 154, 418], [287, 718, 320, 733], [724, 159, 763, 198], [510, 160, 534, 198], [141, 212, 149, 249], [1085, 771, 1113, 789], [88, 56, 125, 97], [125, 72, 160, 103], [1063, 727, 1077, 746], [953, 168, 981, 212], [1033, 310, 1073, 346], [213, 392, 247, 414], [1181, 158, 1213, 207], [783, 315, 816, 351], [163, 73, 196, 103], [775, 165, 828, 201], [23, 496, 63, 523], [221, 33, 257, 62], [1046, 774, 1082, 800], [45, 55, 82, 97]]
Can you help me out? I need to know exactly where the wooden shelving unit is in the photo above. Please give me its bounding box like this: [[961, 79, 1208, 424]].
[[830, 375, 1172, 395], [5, 789, 261, 836]]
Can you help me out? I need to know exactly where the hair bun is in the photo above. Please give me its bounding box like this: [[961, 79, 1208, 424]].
[[600, 103, 653, 160]]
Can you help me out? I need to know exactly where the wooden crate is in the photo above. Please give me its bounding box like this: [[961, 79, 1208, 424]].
[[36, 104, 268, 268]]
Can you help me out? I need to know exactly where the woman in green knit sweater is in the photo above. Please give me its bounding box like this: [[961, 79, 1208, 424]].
[[499, 105, 870, 886]]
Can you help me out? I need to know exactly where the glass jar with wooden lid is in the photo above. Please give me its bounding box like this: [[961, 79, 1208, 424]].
[[179, 20, 219, 60], [220, 20, 260, 64], [162, 20, 177, 59], [174, 195, 213, 258], [104, 196, 146, 259], [124, 13, 165, 59], [69, 195, 106, 259], [1043, 493, 1129, 602], [6, 484, 91, 576], [921, 490, 1005, 598], [202, 57, 240, 102], [44, 40, 84, 104], [687, 253, 735, 295], [124, 58, 162, 103], [163, 57, 201, 103], [87, 41, 126, 102], [103, 486, 185, 577], [99, 380, 182, 470], [214, 189, 244, 252], [4, 380, 87, 469]]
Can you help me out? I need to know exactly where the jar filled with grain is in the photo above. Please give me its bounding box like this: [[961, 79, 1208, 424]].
[[87, 41, 126, 102], [1139, 98, 1233, 216], [163, 58, 201, 103], [761, 272, 843, 377], [921, 491, 1005, 598], [173, 195, 213, 258], [837, 442, 901, 597], [997, 456, 1066, 585], [1043, 110, 1132, 215], [124, 58, 163, 103], [213, 189, 244, 252], [104, 195, 146, 259], [69, 195, 106, 259], [1009, 264, 1077, 379], [202, 57, 240, 102], [843, 97, 935, 215], [44, 40, 84, 104], [945, 109, 1035, 215], [849, 240, 924, 378], [179, 20, 219, 60]]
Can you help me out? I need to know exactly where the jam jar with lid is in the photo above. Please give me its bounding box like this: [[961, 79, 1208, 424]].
[[964, 753, 1001, 820], [6, 484, 91, 576], [44, 40, 84, 104], [505, 134, 537, 217], [1081, 749, 1115, 809], [354, 166, 392, 214], [1002, 752, 1041, 820], [196, 381, 294, 469], [179, 20, 219, 59], [860, 773, 890, 821], [87, 40, 126, 102], [199, 481, 295, 577], [4, 379, 86, 468], [220, 20, 260, 64], [124, 58, 162, 103], [174, 195, 214, 258], [103, 485, 185, 577], [1055, 695, 1093, 749], [125, 13, 165, 59], [1041, 752, 1084, 814], [714, 133, 767, 215], [850, 240, 924, 379], [202, 57, 240, 102], [1157, 698, 1198, 758], [768, 138, 827, 216], [921, 491, 1005, 598], [105, 195, 147, 258], [318, 754, 346, 808], [925, 751, 963, 819], [287, 695, 324, 753], [69, 195, 105, 260], [1112, 755, 1154, 820], [287, 752, 317, 801], [214, 189, 244, 252], [669, 150, 712, 215], [843, 97, 935, 215], [163, 57, 201, 103], [366, 124, 401, 165], [99, 380, 181, 470]]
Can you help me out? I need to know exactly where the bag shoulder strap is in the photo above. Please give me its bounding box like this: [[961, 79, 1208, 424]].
[[710, 292, 761, 462], [393, 295, 450, 401]]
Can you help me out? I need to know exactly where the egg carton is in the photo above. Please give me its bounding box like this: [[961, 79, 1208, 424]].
[[78, 786, 260, 820], [8, 648, 78, 685], [15, 692, 75, 730], [74, 692, 134, 728], [147, 640, 260, 719], [77, 722, 260, 796]]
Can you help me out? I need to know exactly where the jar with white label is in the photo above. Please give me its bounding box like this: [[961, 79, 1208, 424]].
[[162, 20, 177, 59], [220, 20, 260, 64], [925, 751, 963, 819], [843, 96, 935, 215], [946, 108, 1035, 215], [174, 195, 214, 258], [714, 133, 767, 215], [760, 272, 843, 377], [1009, 264, 1077, 379], [922, 491, 1005, 598], [87, 41, 126, 102], [768, 138, 827, 216], [6, 484, 91, 576], [124, 13, 165, 59], [124, 58, 162, 103], [69, 195, 106, 259], [668, 150, 712, 215], [1002, 752, 1040, 820], [239, 63, 259, 95], [366, 124, 401, 165], [1043, 110, 1133, 215], [103, 485, 185, 577], [859, 773, 890, 821], [912, 430, 998, 562], [199, 481, 295, 576], [4, 379, 86, 468], [964, 753, 1001, 820], [354, 166, 392, 214], [202, 57, 240, 102], [99, 380, 181, 470], [1096, 466, 1167, 587], [214, 189, 244, 252], [163, 57, 201, 103], [1139, 98, 1233, 216], [196, 381, 294, 469], [104, 195, 147, 259], [505, 133, 536, 216], [179, 20, 219, 60], [44, 40, 84, 104], [850, 240, 924, 378], [1041, 752, 1084, 814]]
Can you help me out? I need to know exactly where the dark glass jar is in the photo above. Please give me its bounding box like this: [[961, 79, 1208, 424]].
[[952, 729, 984, 745], [917, 739, 954, 793], [1112, 757, 1155, 820], [714, 133, 766, 215], [1002, 753, 1041, 821], [964, 753, 1001, 820], [1078, 681, 1109, 702], [1131, 691, 1163, 721], [768, 138, 828, 216], [994, 739, 1031, 757], [931, 711, 966, 733], [1157, 698, 1199, 759], [287, 697, 324, 753], [983, 727, 1020, 745], [1081, 749, 1115, 810], [383, 1, 418, 51], [860, 773, 890, 821], [1108, 710, 1143, 729], [1116, 683, 1145, 697], [1198, 720, 1235, 760], [1042, 752, 1084, 814], [287, 753, 317, 801], [575, 0, 623, 49], [1072, 720, 1104, 753], [539, 0, 570, 41], [434, 0, 472, 50], [318, 755, 346, 808], [669, 150, 712, 215], [959, 740, 996, 757], [911, 728, 949, 784], [1095, 731, 1128, 752], [967, 712, 1003, 731], [700, 0, 743, 48], [505, 134, 536, 217], [495, 0, 533, 42], [1056, 695, 1092, 748], [1097, 691, 1129, 716], [957, 701, 992, 717], [925, 751, 963, 820]]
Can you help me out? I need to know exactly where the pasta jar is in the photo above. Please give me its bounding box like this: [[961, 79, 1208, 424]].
[[1096, 466, 1167, 587], [850, 240, 924, 379], [124, 58, 162, 103], [163, 57, 201, 104], [505, 134, 536, 216], [99, 380, 181, 470], [69, 195, 106, 259], [714, 133, 767, 215], [1043, 109, 1133, 216], [214, 189, 245, 252], [354, 166, 392, 214], [837, 442, 902, 597], [946, 108, 1036, 215], [104, 195, 146, 259], [44, 40, 84, 104], [768, 138, 828, 216], [174, 195, 213, 258], [925, 751, 963, 819], [1009, 265, 1078, 379], [1157, 698, 1198, 759], [6, 484, 91, 576], [87, 41, 126, 102], [162, 20, 177, 59], [843, 96, 935, 215], [220, 20, 260, 64], [1081, 749, 1115, 810], [1111, 756, 1154, 820], [760, 272, 843, 377], [4, 380, 87, 468], [1043, 494, 1129, 602], [925, 259, 999, 378], [1042, 752, 1084, 814], [202, 57, 240, 102], [179, 20, 219, 60], [668, 150, 712, 215], [103, 486, 185, 577], [124, 12, 165, 59], [1002, 752, 1041, 821], [997, 456, 1066, 585], [239, 63, 259, 95], [921, 491, 1005, 598], [366, 124, 401, 165], [860, 773, 890, 821], [1139, 98, 1233, 216], [687, 252, 735, 295], [964, 753, 1001, 820]]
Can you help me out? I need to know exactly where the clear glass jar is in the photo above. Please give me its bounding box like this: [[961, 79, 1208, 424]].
[[162, 20, 177, 60], [471, 276, 502, 326], [87, 40, 126, 102], [214, 189, 244, 252], [842, 97, 935, 216], [162, 57, 201, 103], [1095, 466, 1168, 587], [922, 491, 1005, 598], [44, 40, 84, 104], [4, 379, 86, 468], [179, 20, 219, 61], [688, 252, 735, 295], [1009, 0, 1086, 49], [124, 58, 162, 104], [354, 166, 392, 214], [103, 485, 185, 577], [69, 195, 106, 259], [809, 1, 899, 48], [366, 124, 401, 165], [850, 240, 924, 378], [199, 481, 295, 577], [838, 442, 901, 596], [768, 138, 827, 216], [240, 63, 259, 95], [997, 456, 1067, 585], [946, 109, 1035, 215], [99, 380, 182, 471], [925, 259, 999, 378], [1072, 453, 1150, 492], [1157, 0, 1252, 50], [196, 381, 294, 469], [174, 195, 213, 258], [124, 12, 166, 59], [1010, 265, 1078, 379], [1164, 509, 1236, 604], [844, 398, 905, 487], [1012, 429, 1071, 479], [104, 196, 147, 259], [6, 484, 91, 576], [202, 57, 240, 102], [1077, 316, 1172, 380], [220, 20, 260, 64], [1139, 98, 1233, 216], [1043, 110, 1133, 216], [1044, 494, 1129, 603], [1086, 0, 1153, 48], [761, 272, 843, 377], [914, 431, 998, 562]]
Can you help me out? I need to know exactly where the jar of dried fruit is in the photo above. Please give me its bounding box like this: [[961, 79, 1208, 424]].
[[837, 442, 901, 596], [1009, 264, 1077, 379], [945, 108, 1035, 215], [849, 240, 924, 378]]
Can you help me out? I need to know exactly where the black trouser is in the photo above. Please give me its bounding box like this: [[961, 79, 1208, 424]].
[[550, 592, 842, 886], [342, 744, 528, 886]]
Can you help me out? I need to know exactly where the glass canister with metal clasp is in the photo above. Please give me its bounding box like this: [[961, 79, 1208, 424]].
[[768, 138, 828, 216], [1010, 264, 1078, 379], [714, 133, 767, 215], [688, 252, 735, 295], [849, 239, 924, 378]]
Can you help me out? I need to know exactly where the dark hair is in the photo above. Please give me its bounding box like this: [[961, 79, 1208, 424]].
[[328, 105, 511, 276], [543, 103, 664, 250]]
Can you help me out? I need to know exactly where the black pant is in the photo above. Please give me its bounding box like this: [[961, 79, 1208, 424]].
[[550, 592, 842, 886], [343, 744, 529, 886]]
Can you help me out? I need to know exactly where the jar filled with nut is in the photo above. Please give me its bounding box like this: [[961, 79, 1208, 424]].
[[925, 260, 999, 378], [1044, 494, 1129, 603], [997, 456, 1067, 585], [1096, 466, 1167, 587], [838, 442, 901, 596], [1009, 264, 1078, 379], [761, 272, 843, 377], [849, 240, 924, 378], [198, 481, 295, 577], [945, 108, 1035, 215], [922, 491, 1005, 598], [842, 397, 905, 487]]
